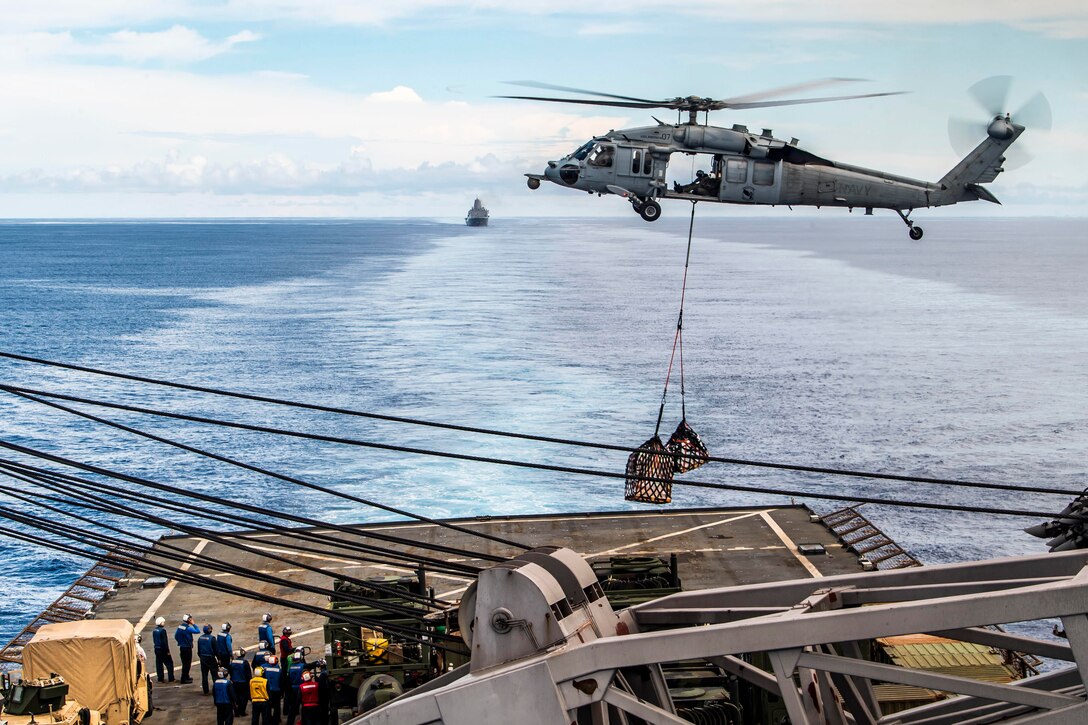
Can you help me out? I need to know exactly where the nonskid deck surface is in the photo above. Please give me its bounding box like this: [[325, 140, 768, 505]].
[[86, 505, 864, 724]]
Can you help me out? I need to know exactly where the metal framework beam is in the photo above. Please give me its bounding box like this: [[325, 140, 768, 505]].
[[796, 651, 1078, 710], [356, 551, 1088, 725]]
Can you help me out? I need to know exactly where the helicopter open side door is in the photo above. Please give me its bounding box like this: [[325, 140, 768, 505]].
[[718, 158, 782, 205]]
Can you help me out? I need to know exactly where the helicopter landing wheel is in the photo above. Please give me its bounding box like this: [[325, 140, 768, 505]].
[[895, 209, 923, 240], [638, 199, 661, 222]]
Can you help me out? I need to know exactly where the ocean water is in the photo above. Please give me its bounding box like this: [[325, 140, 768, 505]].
[[1, 216, 1086, 649]]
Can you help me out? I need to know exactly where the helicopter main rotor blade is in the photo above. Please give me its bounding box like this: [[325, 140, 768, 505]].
[[719, 77, 870, 105], [968, 75, 1013, 116], [503, 81, 661, 105], [496, 94, 661, 109], [719, 90, 907, 111]]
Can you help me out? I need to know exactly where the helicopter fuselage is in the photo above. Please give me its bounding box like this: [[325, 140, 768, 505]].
[[528, 119, 1021, 237]]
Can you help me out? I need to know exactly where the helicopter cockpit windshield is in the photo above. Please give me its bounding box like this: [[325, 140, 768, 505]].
[[568, 140, 595, 161]]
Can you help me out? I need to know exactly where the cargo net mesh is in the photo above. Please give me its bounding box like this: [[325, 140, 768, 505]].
[[666, 418, 709, 473], [625, 435, 674, 504]]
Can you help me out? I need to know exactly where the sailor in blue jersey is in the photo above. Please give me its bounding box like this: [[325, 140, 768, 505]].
[[213, 667, 236, 725], [175, 613, 201, 683], [217, 623, 234, 669], [258, 613, 276, 657], [229, 647, 253, 717], [151, 616, 175, 683], [262, 654, 283, 725], [253, 648, 269, 669], [197, 623, 219, 695], [284, 650, 306, 725]]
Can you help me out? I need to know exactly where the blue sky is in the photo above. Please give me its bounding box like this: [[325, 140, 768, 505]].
[[0, 1, 1084, 218]]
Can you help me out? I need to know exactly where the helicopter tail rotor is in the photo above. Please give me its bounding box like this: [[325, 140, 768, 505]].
[[948, 76, 1051, 170]]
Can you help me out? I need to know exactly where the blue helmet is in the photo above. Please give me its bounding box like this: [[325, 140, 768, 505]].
[[203, 624, 213, 634]]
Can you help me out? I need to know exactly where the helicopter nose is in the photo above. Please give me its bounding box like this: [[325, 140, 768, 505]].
[[545, 162, 579, 186]]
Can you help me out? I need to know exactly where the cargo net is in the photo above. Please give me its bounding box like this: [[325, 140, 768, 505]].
[[666, 418, 709, 473], [625, 435, 674, 504]]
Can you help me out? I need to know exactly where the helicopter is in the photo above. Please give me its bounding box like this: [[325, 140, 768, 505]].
[[505, 77, 1051, 239]]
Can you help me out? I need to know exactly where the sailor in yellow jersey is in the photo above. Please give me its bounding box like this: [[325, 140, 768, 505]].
[[249, 665, 271, 725]]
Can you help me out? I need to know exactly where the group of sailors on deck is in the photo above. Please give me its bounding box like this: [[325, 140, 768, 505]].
[[150, 612, 331, 724]]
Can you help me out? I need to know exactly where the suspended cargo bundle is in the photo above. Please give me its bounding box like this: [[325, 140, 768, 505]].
[[625, 436, 674, 504], [667, 418, 710, 473]]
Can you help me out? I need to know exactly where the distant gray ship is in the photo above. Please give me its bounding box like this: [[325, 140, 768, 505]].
[[465, 197, 489, 226]]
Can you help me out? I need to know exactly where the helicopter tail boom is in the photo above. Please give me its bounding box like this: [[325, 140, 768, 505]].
[[936, 121, 1024, 203]]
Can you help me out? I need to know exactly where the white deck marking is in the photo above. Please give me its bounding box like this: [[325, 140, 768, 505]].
[[168, 509, 780, 543], [585, 511, 763, 558], [758, 511, 823, 578], [135, 538, 209, 633], [205, 556, 472, 584]]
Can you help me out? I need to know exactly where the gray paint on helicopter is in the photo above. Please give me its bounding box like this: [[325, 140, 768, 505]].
[[506, 78, 1045, 239]]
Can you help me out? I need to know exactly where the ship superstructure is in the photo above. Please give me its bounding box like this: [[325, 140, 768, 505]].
[[465, 198, 489, 226]]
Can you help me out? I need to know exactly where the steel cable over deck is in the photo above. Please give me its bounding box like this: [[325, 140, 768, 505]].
[[0, 384, 1079, 522], [0, 519, 465, 653], [0, 354, 1080, 498], [0, 491, 452, 629], [0, 464, 458, 614], [0, 438, 499, 572], [0, 383, 527, 551], [1, 458, 473, 580]]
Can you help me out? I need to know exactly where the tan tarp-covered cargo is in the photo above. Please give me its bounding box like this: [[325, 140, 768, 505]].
[[22, 619, 148, 723]]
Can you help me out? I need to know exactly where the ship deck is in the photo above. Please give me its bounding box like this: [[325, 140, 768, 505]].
[[81, 505, 865, 724]]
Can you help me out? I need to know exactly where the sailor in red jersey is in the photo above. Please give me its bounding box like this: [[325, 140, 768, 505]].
[[278, 626, 293, 663], [298, 670, 321, 725]]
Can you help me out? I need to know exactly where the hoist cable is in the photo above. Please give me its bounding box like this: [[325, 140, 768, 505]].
[[0, 385, 527, 551], [679, 202, 697, 420], [654, 208, 696, 436], [0, 466, 455, 612], [0, 355, 1080, 498]]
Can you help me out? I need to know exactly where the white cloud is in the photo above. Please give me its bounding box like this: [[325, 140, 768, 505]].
[[103, 25, 261, 63], [0, 148, 530, 197], [0, 25, 261, 64], [369, 86, 425, 104], [254, 70, 310, 81], [0, 62, 619, 189], [2, 1, 1088, 37], [576, 21, 650, 36]]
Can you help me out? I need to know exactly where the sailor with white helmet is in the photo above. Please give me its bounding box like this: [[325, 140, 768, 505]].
[[216, 622, 234, 669], [284, 647, 307, 725], [152, 616, 175, 683], [263, 653, 284, 724], [258, 613, 276, 655], [175, 613, 200, 684], [212, 666, 236, 725], [298, 668, 321, 725], [229, 647, 252, 717]]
